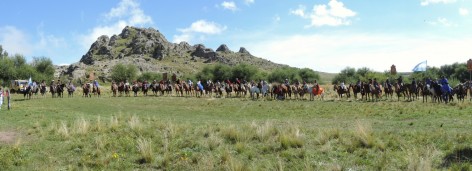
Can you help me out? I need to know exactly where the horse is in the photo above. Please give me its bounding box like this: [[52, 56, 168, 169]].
[[418, 82, 431, 103], [308, 85, 324, 101], [250, 85, 261, 99], [50, 84, 57, 98], [333, 84, 350, 99], [67, 84, 76, 98], [280, 84, 292, 99], [204, 82, 214, 97], [361, 82, 371, 101], [407, 83, 419, 101], [23, 85, 32, 99], [214, 83, 224, 98], [225, 83, 233, 98], [56, 84, 65, 98], [39, 83, 47, 96], [142, 82, 149, 96], [92, 84, 101, 97], [429, 82, 442, 103], [394, 83, 408, 101], [183, 82, 194, 97], [370, 84, 382, 101], [350, 83, 362, 99], [82, 83, 91, 98], [234, 83, 247, 97], [383, 82, 394, 99], [174, 82, 184, 97], [132, 82, 140, 97], [195, 83, 204, 97], [118, 82, 131, 97], [111, 82, 118, 97], [454, 83, 467, 102]]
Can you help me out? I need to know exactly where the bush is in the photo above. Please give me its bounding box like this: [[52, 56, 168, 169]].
[[110, 64, 138, 82]]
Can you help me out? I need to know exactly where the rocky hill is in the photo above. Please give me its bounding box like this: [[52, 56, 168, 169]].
[[56, 26, 288, 81]]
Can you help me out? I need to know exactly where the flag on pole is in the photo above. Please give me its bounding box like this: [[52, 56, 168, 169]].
[[28, 76, 33, 86], [412, 60, 427, 72]]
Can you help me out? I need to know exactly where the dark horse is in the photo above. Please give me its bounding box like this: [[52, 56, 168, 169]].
[[82, 83, 91, 98], [50, 84, 57, 98], [333, 84, 350, 99], [56, 84, 65, 98], [350, 83, 361, 99], [23, 85, 32, 99]]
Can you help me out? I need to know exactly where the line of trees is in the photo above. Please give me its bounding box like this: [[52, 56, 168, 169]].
[[333, 62, 471, 85], [194, 64, 321, 83], [0, 45, 55, 87]]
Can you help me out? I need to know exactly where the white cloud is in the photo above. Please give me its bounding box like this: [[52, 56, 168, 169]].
[[79, 0, 153, 50], [292, 0, 357, 27], [427, 17, 455, 27], [173, 20, 227, 44], [420, 0, 456, 6], [459, 8, 469, 16], [0, 26, 32, 56], [290, 5, 306, 18], [221, 1, 238, 11], [245, 32, 472, 73], [244, 0, 255, 5]]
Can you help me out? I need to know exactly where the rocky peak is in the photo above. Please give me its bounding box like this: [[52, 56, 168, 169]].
[[238, 47, 251, 55], [216, 44, 232, 53]]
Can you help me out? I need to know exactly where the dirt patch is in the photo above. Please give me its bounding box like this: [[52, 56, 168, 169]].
[[0, 131, 18, 144]]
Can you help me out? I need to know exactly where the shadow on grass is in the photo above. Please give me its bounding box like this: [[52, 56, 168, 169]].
[[441, 147, 472, 167]]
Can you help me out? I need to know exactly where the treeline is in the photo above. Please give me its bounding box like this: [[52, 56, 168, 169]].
[[0, 46, 55, 86], [193, 64, 321, 83], [109, 63, 321, 84], [333, 62, 471, 85]]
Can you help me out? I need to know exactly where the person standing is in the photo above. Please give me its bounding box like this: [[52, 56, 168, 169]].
[[0, 87, 3, 110]]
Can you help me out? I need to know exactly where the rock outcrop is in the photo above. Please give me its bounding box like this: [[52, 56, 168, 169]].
[[57, 26, 287, 81]]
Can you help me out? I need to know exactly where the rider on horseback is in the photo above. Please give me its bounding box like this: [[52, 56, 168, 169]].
[[397, 76, 403, 87], [373, 78, 379, 90], [385, 78, 392, 89], [284, 79, 290, 87], [235, 78, 241, 85], [340, 81, 347, 91]]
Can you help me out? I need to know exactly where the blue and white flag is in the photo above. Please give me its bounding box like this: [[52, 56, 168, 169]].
[[28, 76, 33, 86], [412, 60, 427, 72]]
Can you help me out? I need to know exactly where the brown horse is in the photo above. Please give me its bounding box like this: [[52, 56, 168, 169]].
[[174, 82, 184, 97], [350, 83, 361, 99], [370, 84, 382, 101], [182, 82, 193, 97], [82, 83, 91, 98], [225, 83, 233, 98], [50, 84, 57, 98], [132, 82, 140, 97], [118, 82, 130, 97], [361, 82, 371, 101], [280, 84, 292, 99], [111, 82, 118, 97], [394, 83, 408, 101], [93, 84, 101, 97], [142, 82, 149, 96]]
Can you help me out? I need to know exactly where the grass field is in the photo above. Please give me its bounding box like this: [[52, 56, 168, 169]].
[[1, 89, 472, 170]]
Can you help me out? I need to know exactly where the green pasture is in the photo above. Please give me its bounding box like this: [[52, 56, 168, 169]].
[[1, 91, 472, 170]]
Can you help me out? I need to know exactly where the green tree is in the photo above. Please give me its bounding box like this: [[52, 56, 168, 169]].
[[110, 64, 137, 82], [212, 64, 232, 82], [137, 72, 162, 82], [231, 64, 258, 81], [32, 57, 55, 77], [298, 68, 320, 83]]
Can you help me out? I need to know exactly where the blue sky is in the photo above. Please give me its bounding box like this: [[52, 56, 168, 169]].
[[1, 0, 471, 73]]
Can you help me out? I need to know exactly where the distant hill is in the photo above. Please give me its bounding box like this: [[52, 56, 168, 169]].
[[55, 26, 335, 82]]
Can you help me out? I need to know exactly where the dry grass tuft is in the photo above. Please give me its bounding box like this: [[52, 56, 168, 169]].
[[58, 121, 69, 138], [136, 137, 154, 163], [353, 121, 375, 148], [74, 117, 89, 135], [279, 126, 304, 149], [128, 115, 141, 131]]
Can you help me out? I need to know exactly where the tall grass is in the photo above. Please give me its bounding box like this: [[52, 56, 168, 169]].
[[57, 121, 69, 138], [74, 117, 89, 135], [136, 137, 154, 163]]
